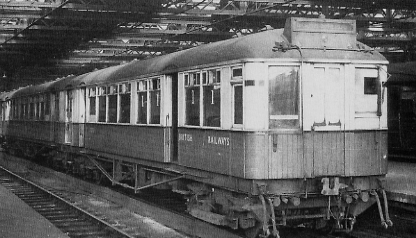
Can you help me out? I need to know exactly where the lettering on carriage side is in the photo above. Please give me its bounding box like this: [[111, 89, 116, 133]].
[[207, 136, 230, 146], [179, 133, 193, 142]]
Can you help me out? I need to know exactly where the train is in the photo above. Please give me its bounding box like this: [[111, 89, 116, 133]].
[[0, 17, 392, 237]]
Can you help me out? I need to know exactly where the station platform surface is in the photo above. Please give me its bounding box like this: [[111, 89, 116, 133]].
[[385, 160, 416, 205], [0, 184, 70, 238]]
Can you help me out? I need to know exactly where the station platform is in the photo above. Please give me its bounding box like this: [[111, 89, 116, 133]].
[[0, 184, 70, 238], [385, 160, 416, 206]]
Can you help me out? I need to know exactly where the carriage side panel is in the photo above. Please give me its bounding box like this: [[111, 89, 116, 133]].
[[84, 124, 166, 162]]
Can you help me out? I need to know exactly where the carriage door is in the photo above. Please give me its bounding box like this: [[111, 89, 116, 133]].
[[65, 90, 73, 144], [304, 65, 345, 176]]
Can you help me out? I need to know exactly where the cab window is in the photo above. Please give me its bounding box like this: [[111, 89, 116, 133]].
[[268, 66, 299, 129]]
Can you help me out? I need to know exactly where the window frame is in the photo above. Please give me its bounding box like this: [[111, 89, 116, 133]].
[[107, 84, 118, 123], [118, 82, 131, 124], [87, 82, 132, 124], [149, 77, 161, 125], [231, 66, 244, 128], [87, 86, 97, 122], [267, 65, 301, 130], [182, 68, 223, 128], [202, 68, 222, 128], [97, 86, 107, 123], [137, 79, 149, 125]]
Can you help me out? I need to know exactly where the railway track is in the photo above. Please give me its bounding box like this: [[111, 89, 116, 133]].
[[0, 153, 243, 238], [0, 166, 134, 238], [2, 153, 416, 238], [344, 204, 416, 238]]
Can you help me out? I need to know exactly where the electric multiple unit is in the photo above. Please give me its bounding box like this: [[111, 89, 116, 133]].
[[0, 17, 391, 237]]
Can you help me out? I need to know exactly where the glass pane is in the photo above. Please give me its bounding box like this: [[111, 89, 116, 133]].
[[150, 90, 160, 124], [203, 85, 221, 127], [234, 85, 243, 124], [138, 92, 147, 124], [269, 67, 298, 115], [45, 94, 50, 115], [186, 87, 200, 126], [35, 103, 39, 119], [119, 93, 131, 123], [232, 68, 243, 78], [40, 102, 45, 120], [30, 103, 34, 119], [89, 97, 96, 116], [269, 66, 299, 129], [108, 94, 117, 123], [364, 77, 377, 95], [98, 96, 106, 122], [20, 104, 24, 119]]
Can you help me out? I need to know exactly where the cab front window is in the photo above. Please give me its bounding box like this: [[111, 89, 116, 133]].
[[268, 66, 299, 129]]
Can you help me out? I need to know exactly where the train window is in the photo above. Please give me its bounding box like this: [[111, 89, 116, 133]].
[[54, 93, 59, 121], [45, 94, 50, 116], [10, 100, 14, 120], [39, 95, 45, 121], [89, 87, 96, 117], [234, 85, 243, 124], [9, 100, 12, 120], [202, 72, 207, 85], [185, 72, 200, 126], [191, 72, 200, 86], [66, 91, 73, 122], [20, 100, 24, 119], [203, 69, 221, 127], [150, 78, 161, 124], [232, 67, 243, 125], [232, 68, 243, 78], [137, 80, 148, 124], [25, 98, 29, 120], [98, 86, 107, 122], [29, 97, 35, 120], [119, 83, 131, 123], [108, 85, 117, 123], [35, 96, 40, 120], [184, 74, 190, 86], [364, 77, 377, 95], [268, 66, 299, 129]]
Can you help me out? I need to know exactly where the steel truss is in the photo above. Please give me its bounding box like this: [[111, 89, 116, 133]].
[[1, 0, 416, 81]]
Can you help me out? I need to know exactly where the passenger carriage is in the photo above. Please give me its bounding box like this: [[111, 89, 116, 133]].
[[0, 17, 391, 237]]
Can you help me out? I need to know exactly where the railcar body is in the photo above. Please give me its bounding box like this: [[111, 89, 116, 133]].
[[0, 17, 391, 237], [386, 62, 416, 160]]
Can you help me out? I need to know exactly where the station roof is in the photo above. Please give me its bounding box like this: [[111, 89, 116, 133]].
[[0, 0, 415, 89]]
